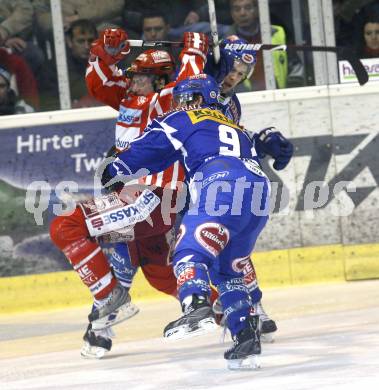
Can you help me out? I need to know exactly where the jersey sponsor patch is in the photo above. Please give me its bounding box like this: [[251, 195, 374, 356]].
[[177, 267, 195, 288], [202, 171, 230, 187], [79, 192, 124, 218], [241, 158, 266, 177], [187, 108, 241, 129], [85, 189, 160, 237], [231, 256, 257, 288], [231, 256, 251, 273], [195, 222, 230, 257], [117, 106, 142, 125]]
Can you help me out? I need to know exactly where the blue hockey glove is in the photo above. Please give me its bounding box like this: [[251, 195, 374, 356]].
[[254, 127, 294, 170]]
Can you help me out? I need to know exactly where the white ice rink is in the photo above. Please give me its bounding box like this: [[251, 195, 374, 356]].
[[1, 280, 379, 390]]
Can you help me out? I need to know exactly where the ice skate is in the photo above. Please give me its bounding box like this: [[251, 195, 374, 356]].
[[224, 314, 261, 370], [255, 301, 277, 343], [164, 295, 218, 340], [80, 324, 114, 359], [89, 283, 139, 330]]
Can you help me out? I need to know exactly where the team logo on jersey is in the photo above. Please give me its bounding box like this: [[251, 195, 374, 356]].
[[118, 106, 142, 124], [202, 171, 229, 187], [137, 96, 147, 105], [195, 222, 230, 257], [231, 256, 251, 273], [242, 53, 255, 64], [188, 108, 240, 129]]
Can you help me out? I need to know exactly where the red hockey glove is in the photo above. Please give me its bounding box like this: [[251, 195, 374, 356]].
[[90, 28, 130, 65], [182, 32, 209, 61]]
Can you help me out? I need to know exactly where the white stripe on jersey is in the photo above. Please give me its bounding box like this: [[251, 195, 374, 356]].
[[155, 171, 164, 187], [147, 93, 159, 125], [160, 122, 183, 150], [89, 271, 113, 294], [144, 175, 153, 185], [91, 58, 127, 88], [73, 247, 102, 270], [189, 56, 200, 74], [170, 161, 179, 190], [193, 33, 201, 48], [177, 55, 189, 77], [160, 86, 174, 97]]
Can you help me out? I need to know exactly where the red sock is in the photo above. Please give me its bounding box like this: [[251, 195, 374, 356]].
[[63, 237, 117, 299], [50, 211, 117, 300]]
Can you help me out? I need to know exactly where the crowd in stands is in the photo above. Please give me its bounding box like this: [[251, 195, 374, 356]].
[[0, 0, 378, 115]]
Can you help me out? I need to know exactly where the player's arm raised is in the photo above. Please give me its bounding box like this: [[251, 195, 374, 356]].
[[86, 28, 131, 110], [176, 32, 209, 81]]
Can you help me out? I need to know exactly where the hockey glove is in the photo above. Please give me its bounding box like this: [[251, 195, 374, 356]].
[[254, 127, 294, 170], [99, 146, 124, 192], [90, 28, 130, 65], [181, 32, 209, 62]]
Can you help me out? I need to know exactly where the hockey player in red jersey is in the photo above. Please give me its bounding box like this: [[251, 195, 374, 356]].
[[50, 28, 211, 358]]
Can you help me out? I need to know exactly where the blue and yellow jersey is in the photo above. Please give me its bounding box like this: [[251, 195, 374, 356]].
[[113, 106, 260, 181]]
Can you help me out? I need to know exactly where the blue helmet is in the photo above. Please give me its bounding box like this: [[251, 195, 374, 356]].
[[204, 36, 257, 84], [173, 74, 220, 107]]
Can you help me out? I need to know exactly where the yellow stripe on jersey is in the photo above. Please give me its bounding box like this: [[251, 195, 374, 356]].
[[187, 109, 241, 129]]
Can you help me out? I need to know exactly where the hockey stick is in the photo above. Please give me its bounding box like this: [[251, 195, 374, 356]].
[[128, 40, 369, 86], [207, 0, 220, 63]]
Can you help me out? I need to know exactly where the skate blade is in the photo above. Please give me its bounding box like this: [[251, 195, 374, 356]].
[[261, 332, 275, 343], [227, 355, 261, 371], [165, 318, 218, 341], [91, 302, 140, 330], [80, 342, 108, 359]]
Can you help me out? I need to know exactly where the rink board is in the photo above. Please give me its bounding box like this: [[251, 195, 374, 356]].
[[1, 242, 378, 314], [1, 83, 379, 314]]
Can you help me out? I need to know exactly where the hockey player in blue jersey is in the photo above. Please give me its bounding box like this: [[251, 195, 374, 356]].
[[205, 36, 294, 339], [104, 74, 277, 369]]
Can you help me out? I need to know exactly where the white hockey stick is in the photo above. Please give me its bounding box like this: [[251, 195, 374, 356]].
[[207, 0, 220, 63]]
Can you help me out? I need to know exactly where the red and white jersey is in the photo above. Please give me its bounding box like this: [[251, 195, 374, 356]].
[[86, 52, 205, 189]]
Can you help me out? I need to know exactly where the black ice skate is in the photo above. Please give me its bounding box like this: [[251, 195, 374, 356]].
[[88, 283, 139, 330], [164, 295, 218, 340], [256, 301, 277, 343], [80, 324, 113, 359], [224, 314, 261, 370]]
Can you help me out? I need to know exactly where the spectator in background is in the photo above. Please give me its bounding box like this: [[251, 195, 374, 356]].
[[33, 0, 125, 35], [142, 11, 170, 41], [0, 47, 39, 109], [191, 0, 234, 26], [0, 66, 34, 115], [0, 0, 44, 74], [38, 19, 100, 110], [123, 1, 204, 37], [140, 11, 181, 65], [225, 0, 304, 91], [66, 19, 100, 107], [357, 12, 379, 58]]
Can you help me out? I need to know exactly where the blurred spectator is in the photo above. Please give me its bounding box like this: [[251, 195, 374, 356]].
[[0, 66, 34, 115], [0, 47, 39, 109], [142, 11, 170, 41], [33, 0, 125, 35], [0, 1, 33, 45], [0, 0, 44, 74], [357, 12, 379, 58], [37, 19, 100, 110], [123, 1, 204, 35], [192, 0, 234, 25], [225, 0, 304, 91]]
